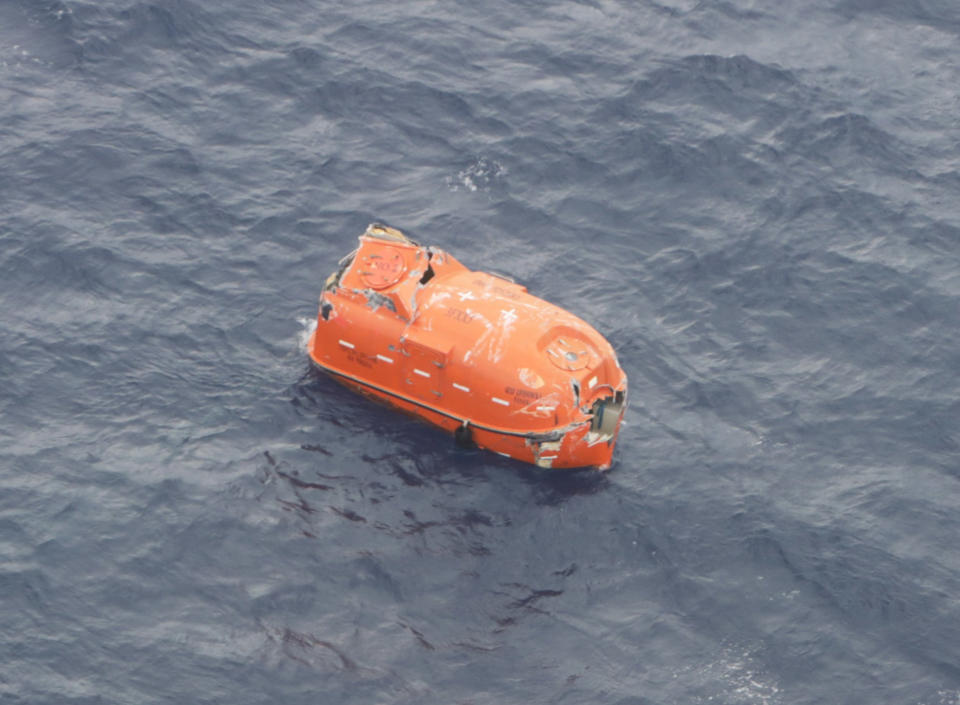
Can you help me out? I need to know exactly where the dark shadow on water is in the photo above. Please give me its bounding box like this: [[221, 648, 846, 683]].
[[516, 465, 611, 506], [290, 365, 492, 485], [291, 365, 613, 503], [290, 364, 423, 437], [290, 364, 355, 409]]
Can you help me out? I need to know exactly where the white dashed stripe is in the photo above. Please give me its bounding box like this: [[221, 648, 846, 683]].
[[338, 339, 355, 349], [452, 383, 471, 392], [376, 354, 394, 363], [413, 368, 431, 378], [491, 396, 510, 406]]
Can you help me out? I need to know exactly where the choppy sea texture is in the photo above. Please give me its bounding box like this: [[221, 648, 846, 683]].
[[2, 0, 960, 703]]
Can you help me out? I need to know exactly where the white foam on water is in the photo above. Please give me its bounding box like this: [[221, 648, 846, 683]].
[[447, 157, 505, 192], [675, 646, 782, 705], [296, 316, 317, 353]]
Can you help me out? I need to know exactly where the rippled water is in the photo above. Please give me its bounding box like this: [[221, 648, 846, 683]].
[[2, 1, 960, 703]]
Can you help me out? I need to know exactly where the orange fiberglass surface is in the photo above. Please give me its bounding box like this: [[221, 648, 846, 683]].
[[307, 223, 627, 469]]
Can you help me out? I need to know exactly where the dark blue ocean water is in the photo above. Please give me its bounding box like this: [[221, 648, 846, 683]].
[[2, 0, 960, 703]]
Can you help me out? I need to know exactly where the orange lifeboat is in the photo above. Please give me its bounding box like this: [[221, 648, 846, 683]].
[[307, 223, 627, 470]]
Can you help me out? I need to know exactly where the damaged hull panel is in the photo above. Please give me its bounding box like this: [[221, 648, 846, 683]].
[[307, 223, 628, 470]]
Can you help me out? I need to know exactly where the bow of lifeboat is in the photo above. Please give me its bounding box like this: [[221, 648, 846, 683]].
[[308, 224, 627, 470]]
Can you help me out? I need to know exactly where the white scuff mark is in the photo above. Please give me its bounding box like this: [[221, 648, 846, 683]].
[[588, 375, 598, 389], [456, 304, 498, 368], [408, 290, 419, 321], [584, 430, 613, 446], [452, 382, 471, 392], [514, 392, 561, 419], [489, 307, 518, 364], [338, 339, 355, 349], [467, 308, 490, 325], [464, 312, 495, 365], [458, 290, 476, 302], [514, 407, 551, 419], [427, 291, 452, 307], [518, 367, 544, 389]]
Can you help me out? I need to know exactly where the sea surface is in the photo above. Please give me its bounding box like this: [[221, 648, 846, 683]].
[[2, 1, 960, 703]]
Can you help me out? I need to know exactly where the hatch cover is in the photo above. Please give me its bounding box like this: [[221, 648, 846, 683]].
[[545, 336, 599, 372], [359, 247, 406, 289]]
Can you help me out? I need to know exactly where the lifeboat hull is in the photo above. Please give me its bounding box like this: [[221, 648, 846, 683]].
[[307, 224, 627, 470]]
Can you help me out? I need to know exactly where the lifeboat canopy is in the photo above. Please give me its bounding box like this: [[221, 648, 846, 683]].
[[308, 223, 627, 469]]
